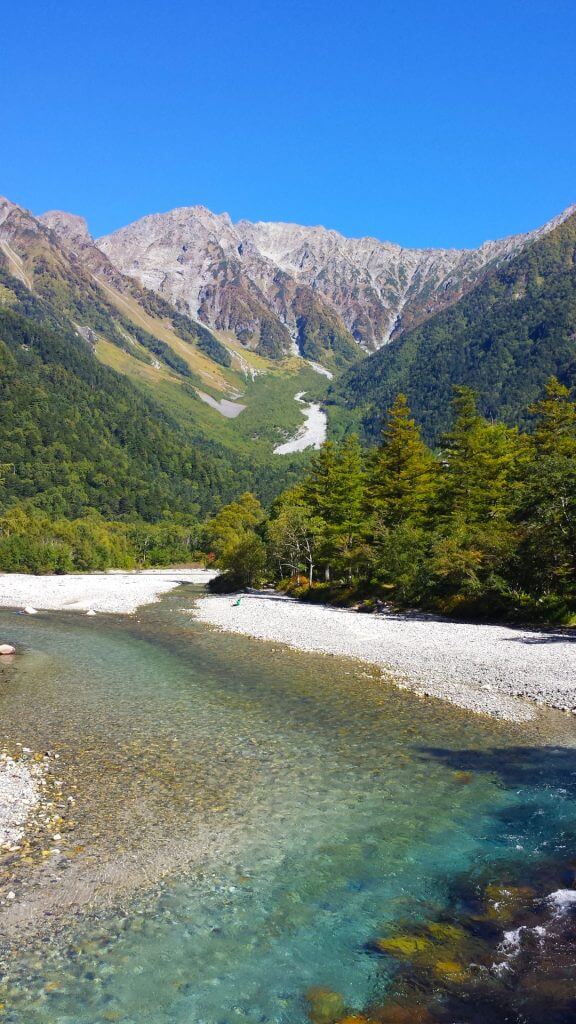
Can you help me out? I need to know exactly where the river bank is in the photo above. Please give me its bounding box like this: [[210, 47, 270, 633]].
[[194, 591, 576, 721], [0, 568, 216, 614]]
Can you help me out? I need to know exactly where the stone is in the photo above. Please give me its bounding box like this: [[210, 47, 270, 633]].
[[374, 935, 432, 958], [305, 987, 346, 1024], [433, 959, 468, 982], [485, 884, 535, 923], [0, 644, 15, 655]]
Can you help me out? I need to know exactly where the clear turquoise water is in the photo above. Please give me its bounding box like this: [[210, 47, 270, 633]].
[[0, 585, 575, 1023]]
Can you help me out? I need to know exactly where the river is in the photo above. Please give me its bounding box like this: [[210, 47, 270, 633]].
[[0, 585, 575, 1023]]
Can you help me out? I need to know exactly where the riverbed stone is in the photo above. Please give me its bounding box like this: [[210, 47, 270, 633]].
[[306, 986, 346, 1024]]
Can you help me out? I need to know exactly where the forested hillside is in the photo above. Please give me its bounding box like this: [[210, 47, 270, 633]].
[[0, 277, 306, 522], [331, 211, 576, 442]]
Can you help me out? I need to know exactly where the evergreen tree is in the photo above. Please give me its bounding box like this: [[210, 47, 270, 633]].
[[518, 378, 576, 601], [304, 437, 365, 579], [438, 387, 527, 525], [367, 394, 436, 527]]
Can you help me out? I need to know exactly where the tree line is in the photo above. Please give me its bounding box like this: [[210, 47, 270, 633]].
[[0, 505, 204, 574], [206, 379, 576, 622]]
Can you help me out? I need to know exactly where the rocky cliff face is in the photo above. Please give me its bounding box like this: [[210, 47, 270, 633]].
[[96, 204, 576, 358]]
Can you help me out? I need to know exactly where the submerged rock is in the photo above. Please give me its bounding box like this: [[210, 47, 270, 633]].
[[485, 884, 535, 923], [374, 935, 433, 958], [306, 987, 346, 1024]]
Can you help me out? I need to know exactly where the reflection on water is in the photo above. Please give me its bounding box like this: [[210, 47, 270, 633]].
[[0, 584, 574, 1022]]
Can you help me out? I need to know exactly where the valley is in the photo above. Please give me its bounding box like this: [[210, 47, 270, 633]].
[[3, 5, 576, 1022]]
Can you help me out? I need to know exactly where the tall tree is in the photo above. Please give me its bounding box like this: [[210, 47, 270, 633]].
[[304, 437, 365, 580], [438, 387, 527, 526], [518, 378, 576, 600], [367, 393, 436, 527]]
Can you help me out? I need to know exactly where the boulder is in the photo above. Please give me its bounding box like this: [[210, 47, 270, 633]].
[[0, 643, 15, 655]]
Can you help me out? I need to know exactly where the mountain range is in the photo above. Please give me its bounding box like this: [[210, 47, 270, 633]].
[[0, 192, 575, 519], [78, 202, 573, 360]]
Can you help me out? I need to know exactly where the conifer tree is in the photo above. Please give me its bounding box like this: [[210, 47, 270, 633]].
[[367, 394, 436, 527], [304, 437, 365, 580], [438, 387, 527, 525], [519, 378, 576, 599]]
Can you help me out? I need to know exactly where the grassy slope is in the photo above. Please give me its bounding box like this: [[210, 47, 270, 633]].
[[96, 337, 328, 458]]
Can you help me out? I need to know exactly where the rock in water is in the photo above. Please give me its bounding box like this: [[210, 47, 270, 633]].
[[0, 643, 15, 655], [23, 606, 38, 615]]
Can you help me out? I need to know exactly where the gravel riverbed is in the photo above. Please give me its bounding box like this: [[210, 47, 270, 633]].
[[0, 753, 40, 849], [195, 592, 576, 721], [0, 568, 216, 615]]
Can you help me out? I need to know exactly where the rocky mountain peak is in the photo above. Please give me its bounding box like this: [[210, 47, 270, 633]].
[[97, 204, 573, 357], [40, 210, 92, 248]]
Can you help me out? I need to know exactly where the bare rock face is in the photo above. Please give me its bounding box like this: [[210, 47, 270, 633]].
[[97, 204, 576, 355], [40, 210, 92, 249]]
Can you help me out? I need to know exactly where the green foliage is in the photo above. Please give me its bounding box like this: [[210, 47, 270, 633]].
[[218, 534, 268, 588], [267, 492, 325, 584], [0, 508, 200, 573], [204, 492, 267, 589], [515, 378, 576, 599], [257, 383, 576, 622], [303, 436, 366, 579], [196, 332, 232, 367], [332, 210, 576, 443], [204, 492, 264, 558], [367, 393, 436, 527], [0, 304, 283, 520], [258, 318, 290, 359], [118, 319, 192, 376], [297, 308, 359, 368]]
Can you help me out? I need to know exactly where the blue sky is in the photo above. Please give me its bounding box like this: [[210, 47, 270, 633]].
[[1, 0, 574, 247]]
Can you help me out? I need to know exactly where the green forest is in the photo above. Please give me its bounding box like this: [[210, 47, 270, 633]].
[[0, 300, 306, 525], [206, 381, 576, 623]]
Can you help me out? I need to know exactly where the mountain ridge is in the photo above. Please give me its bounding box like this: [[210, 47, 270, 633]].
[[330, 206, 576, 443], [95, 201, 576, 356]]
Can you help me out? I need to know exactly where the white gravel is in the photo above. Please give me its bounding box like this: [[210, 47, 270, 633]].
[[274, 392, 327, 454], [0, 569, 216, 615], [0, 754, 39, 847], [194, 593, 576, 721]]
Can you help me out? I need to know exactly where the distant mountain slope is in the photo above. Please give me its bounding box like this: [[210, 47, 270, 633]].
[[330, 209, 576, 443], [97, 203, 574, 362], [0, 264, 317, 517], [0, 195, 337, 517]]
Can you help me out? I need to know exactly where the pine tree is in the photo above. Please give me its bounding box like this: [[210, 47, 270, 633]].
[[367, 394, 437, 527], [519, 378, 576, 599], [438, 387, 527, 525], [303, 437, 365, 580], [532, 377, 576, 457]]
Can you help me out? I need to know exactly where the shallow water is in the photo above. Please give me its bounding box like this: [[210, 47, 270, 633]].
[[0, 585, 575, 1022]]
